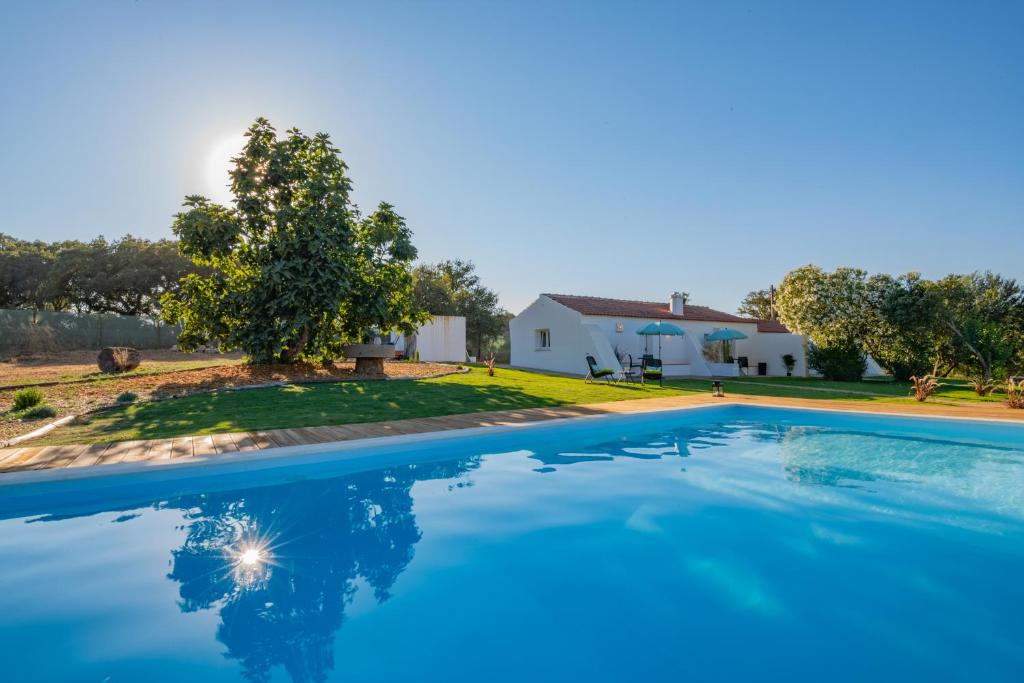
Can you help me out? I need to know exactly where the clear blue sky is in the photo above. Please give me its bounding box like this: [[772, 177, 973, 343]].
[[2, 1, 1021, 314]]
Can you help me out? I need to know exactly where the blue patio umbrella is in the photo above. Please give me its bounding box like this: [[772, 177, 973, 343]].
[[706, 327, 748, 361], [636, 321, 684, 358]]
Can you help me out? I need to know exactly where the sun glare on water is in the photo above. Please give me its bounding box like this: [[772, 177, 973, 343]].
[[239, 547, 262, 566]]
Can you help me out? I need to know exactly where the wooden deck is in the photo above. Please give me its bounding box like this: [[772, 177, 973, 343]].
[[1, 394, 1022, 475]]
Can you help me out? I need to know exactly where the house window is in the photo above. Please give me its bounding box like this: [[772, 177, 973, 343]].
[[535, 329, 551, 350]]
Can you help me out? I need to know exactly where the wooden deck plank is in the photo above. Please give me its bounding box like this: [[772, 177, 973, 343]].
[[247, 432, 277, 450], [31, 444, 91, 469], [293, 427, 337, 444], [212, 433, 239, 454], [68, 443, 113, 468], [169, 438, 194, 459], [121, 441, 156, 463], [96, 440, 147, 465], [192, 435, 217, 457], [144, 439, 174, 461], [231, 432, 261, 451]]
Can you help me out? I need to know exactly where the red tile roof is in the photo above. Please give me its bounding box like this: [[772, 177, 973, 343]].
[[755, 319, 792, 333], [543, 293, 752, 324]]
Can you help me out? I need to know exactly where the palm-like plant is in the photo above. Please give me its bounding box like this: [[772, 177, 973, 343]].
[[909, 375, 942, 402], [967, 376, 997, 396], [1007, 378, 1024, 409]]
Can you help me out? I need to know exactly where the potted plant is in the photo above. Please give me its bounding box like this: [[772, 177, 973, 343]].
[[782, 353, 796, 377]]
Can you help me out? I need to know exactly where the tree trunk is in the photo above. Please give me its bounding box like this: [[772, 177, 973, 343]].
[[944, 320, 991, 380], [280, 326, 310, 363]]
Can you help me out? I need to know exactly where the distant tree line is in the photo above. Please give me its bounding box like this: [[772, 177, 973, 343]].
[[751, 265, 1024, 386], [0, 233, 196, 319]]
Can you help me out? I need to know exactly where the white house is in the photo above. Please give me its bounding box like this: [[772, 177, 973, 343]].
[[510, 293, 809, 378], [393, 315, 467, 362]]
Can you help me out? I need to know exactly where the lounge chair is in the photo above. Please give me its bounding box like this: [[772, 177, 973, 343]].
[[585, 355, 616, 384], [642, 357, 663, 386]]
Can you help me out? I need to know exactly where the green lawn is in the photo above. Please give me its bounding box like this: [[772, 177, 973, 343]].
[[33, 368, 1007, 446], [36, 368, 697, 445], [683, 376, 1005, 403]]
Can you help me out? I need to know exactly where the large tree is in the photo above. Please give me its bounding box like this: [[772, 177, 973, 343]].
[[775, 265, 869, 345], [411, 259, 509, 358], [930, 272, 1024, 381], [860, 273, 937, 380], [162, 118, 424, 364]]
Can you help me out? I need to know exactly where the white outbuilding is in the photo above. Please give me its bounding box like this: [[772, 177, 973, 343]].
[[510, 293, 809, 379], [393, 315, 467, 362]]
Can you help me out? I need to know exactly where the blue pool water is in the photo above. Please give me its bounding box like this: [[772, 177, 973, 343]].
[[1, 406, 1023, 682]]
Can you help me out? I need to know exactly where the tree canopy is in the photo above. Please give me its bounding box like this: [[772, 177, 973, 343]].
[[162, 118, 425, 364], [411, 259, 509, 358], [775, 264, 1024, 381], [736, 288, 776, 320], [0, 233, 194, 318]]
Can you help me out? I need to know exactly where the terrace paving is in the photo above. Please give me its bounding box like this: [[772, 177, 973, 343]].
[[1, 393, 1022, 475]]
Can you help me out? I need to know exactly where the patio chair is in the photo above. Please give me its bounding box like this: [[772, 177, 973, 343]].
[[737, 356, 749, 376], [585, 355, 616, 384], [642, 357, 663, 386]]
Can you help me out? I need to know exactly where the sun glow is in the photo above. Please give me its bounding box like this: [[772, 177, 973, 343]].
[[239, 547, 263, 566], [204, 133, 248, 205]]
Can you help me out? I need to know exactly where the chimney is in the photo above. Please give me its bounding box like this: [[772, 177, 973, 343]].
[[669, 291, 685, 316]]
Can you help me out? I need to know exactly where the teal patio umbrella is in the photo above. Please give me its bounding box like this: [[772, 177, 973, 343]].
[[705, 327, 748, 362], [636, 321, 685, 359]]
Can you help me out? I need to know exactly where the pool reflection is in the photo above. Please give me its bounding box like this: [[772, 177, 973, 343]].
[[162, 456, 479, 682]]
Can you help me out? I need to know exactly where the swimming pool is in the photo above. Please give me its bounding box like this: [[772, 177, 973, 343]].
[[1, 405, 1022, 682]]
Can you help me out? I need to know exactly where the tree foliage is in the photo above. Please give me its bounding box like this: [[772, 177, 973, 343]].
[[737, 288, 776, 320], [807, 340, 867, 381], [162, 118, 424, 364], [775, 264, 1024, 381], [411, 259, 509, 358], [930, 273, 1024, 380], [0, 233, 194, 317]]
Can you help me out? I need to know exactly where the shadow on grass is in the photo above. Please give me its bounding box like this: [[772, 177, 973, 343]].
[[68, 375, 666, 442]]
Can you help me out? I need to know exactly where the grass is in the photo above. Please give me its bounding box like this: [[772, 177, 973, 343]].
[[36, 368, 698, 445], [687, 376, 1007, 403], [31, 368, 1016, 446]]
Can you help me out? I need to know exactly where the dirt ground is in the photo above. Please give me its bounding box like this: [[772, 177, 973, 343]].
[[0, 349, 243, 387], [0, 353, 459, 444]]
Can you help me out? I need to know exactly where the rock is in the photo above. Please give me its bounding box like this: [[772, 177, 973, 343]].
[[97, 347, 141, 373], [354, 356, 386, 376]]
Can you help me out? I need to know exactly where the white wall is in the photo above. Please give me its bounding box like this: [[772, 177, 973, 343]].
[[510, 296, 617, 376], [410, 315, 466, 362], [735, 333, 808, 377]]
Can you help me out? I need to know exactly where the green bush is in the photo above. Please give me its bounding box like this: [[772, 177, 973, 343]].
[[808, 341, 867, 381], [12, 387, 44, 411], [116, 391, 139, 404], [21, 404, 57, 420]]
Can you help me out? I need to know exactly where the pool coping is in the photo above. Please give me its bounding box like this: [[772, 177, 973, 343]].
[[2, 396, 1023, 489]]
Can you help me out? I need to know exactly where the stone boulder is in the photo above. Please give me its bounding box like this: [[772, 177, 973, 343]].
[[97, 347, 141, 373]]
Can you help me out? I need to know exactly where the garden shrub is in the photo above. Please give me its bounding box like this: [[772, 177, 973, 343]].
[[21, 404, 57, 420], [116, 391, 139, 403], [807, 341, 867, 381], [12, 387, 44, 411]]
